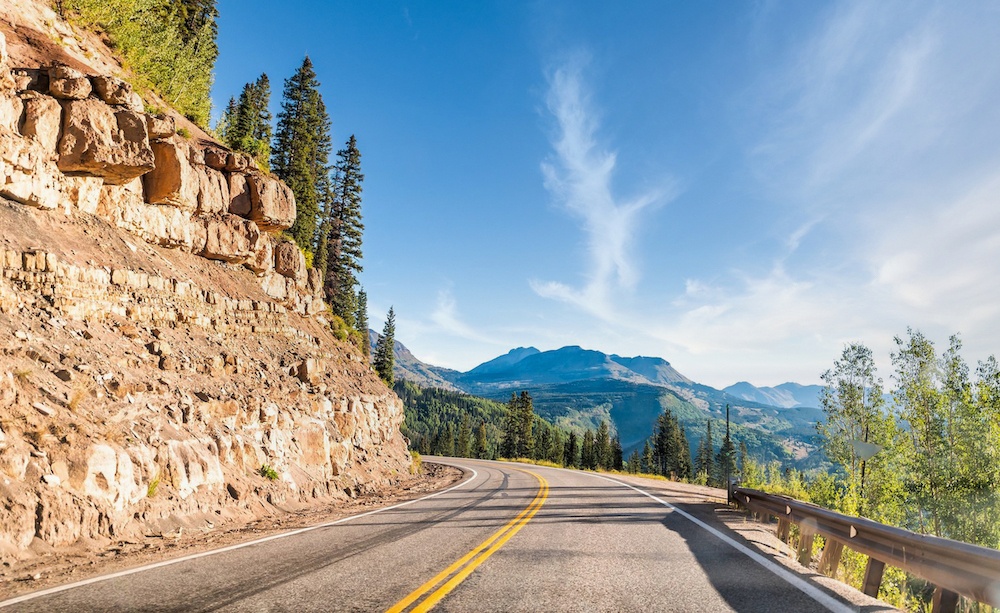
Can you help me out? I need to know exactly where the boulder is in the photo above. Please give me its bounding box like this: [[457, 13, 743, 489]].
[[0, 91, 23, 133], [58, 98, 155, 184], [0, 31, 13, 90], [224, 151, 251, 172], [201, 213, 260, 263], [20, 93, 62, 153], [48, 64, 92, 100], [0, 131, 63, 209], [247, 172, 296, 231], [244, 232, 273, 275], [274, 240, 306, 280], [228, 171, 252, 216], [11, 68, 45, 92], [91, 76, 141, 110], [204, 147, 228, 170], [143, 138, 199, 210], [196, 166, 229, 214], [145, 113, 175, 139]]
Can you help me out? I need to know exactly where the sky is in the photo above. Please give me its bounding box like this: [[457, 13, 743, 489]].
[[213, 0, 1000, 389]]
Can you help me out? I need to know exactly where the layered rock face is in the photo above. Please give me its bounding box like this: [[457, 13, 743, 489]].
[[0, 33, 313, 315], [0, 32, 412, 560]]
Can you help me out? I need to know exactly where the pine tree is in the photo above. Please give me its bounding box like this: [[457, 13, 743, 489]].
[[355, 289, 369, 356], [220, 73, 272, 170], [272, 56, 332, 250], [714, 405, 736, 488], [641, 440, 654, 474], [324, 135, 365, 323], [581, 429, 596, 469], [474, 422, 489, 459], [456, 414, 472, 458], [372, 307, 395, 386], [612, 436, 624, 471], [564, 431, 579, 467], [696, 420, 715, 483], [595, 421, 611, 470], [627, 450, 641, 473]]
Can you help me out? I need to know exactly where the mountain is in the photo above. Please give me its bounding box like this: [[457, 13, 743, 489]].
[[454, 345, 690, 394], [383, 341, 827, 468], [369, 330, 462, 391], [723, 382, 823, 409]]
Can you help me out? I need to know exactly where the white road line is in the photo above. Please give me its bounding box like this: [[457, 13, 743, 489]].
[[0, 466, 478, 609], [589, 472, 856, 613]]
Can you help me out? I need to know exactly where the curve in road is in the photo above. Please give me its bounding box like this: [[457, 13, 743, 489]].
[[1, 459, 861, 612]]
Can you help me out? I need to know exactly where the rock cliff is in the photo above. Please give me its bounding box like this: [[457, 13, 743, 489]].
[[0, 22, 411, 562]]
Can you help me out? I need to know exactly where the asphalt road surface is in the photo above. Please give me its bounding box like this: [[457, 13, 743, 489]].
[[1, 458, 860, 612]]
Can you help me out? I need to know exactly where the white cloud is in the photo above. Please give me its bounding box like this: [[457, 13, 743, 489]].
[[532, 55, 672, 319]]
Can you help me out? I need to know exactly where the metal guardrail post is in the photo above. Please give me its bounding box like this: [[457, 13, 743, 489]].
[[861, 557, 884, 597]]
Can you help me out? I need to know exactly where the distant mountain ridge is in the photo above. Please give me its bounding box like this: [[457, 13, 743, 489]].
[[374, 333, 826, 466], [722, 381, 823, 409]]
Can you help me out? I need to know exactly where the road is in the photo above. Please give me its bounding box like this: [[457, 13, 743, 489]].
[[1, 458, 859, 612]]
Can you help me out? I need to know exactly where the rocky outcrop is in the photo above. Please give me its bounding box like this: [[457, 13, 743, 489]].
[[0, 27, 409, 563], [0, 241, 408, 556], [0, 37, 317, 314]]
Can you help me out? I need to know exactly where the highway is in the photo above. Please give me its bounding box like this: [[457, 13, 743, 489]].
[[1, 459, 859, 612]]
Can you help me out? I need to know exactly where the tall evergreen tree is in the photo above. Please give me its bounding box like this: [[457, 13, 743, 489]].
[[220, 73, 272, 169], [272, 56, 332, 250], [581, 429, 596, 470], [324, 135, 365, 323], [355, 288, 369, 356], [564, 431, 579, 467], [714, 405, 736, 488], [595, 421, 611, 470], [695, 420, 715, 482], [474, 422, 489, 459], [456, 414, 472, 458], [612, 436, 624, 471], [372, 307, 395, 386]]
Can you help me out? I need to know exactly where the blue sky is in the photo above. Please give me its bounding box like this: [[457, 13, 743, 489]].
[[213, 1, 1000, 388]]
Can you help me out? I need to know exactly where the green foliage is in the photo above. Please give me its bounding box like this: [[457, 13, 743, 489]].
[[355, 289, 370, 356], [327, 313, 365, 351], [322, 135, 366, 324], [409, 451, 422, 475], [176, 127, 191, 139], [272, 56, 332, 250], [799, 329, 1000, 610], [218, 74, 272, 171], [258, 464, 279, 480], [649, 408, 692, 479], [501, 391, 536, 459], [372, 307, 395, 386], [61, 0, 217, 125], [146, 472, 160, 497]]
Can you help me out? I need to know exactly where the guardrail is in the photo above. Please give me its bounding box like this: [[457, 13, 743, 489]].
[[732, 486, 1000, 613]]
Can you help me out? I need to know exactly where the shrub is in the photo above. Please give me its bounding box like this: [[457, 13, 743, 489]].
[[258, 464, 279, 480], [409, 451, 422, 475], [60, 0, 217, 126]]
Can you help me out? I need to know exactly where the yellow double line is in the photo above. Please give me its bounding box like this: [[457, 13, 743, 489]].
[[386, 468, 549, 613]]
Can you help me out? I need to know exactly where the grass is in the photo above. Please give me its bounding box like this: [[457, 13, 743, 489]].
[[409, 451, 422, 475], [67, 380, 93, 411], [147, 472, 160, 497], [176, 127, 191, 139], [258, 464, 279, 480], [14, 368, 32, 383]]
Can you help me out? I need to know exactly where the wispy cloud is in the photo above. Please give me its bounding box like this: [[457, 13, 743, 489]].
[[532, 55, 672, 318], [430, 288, 506, 346]]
